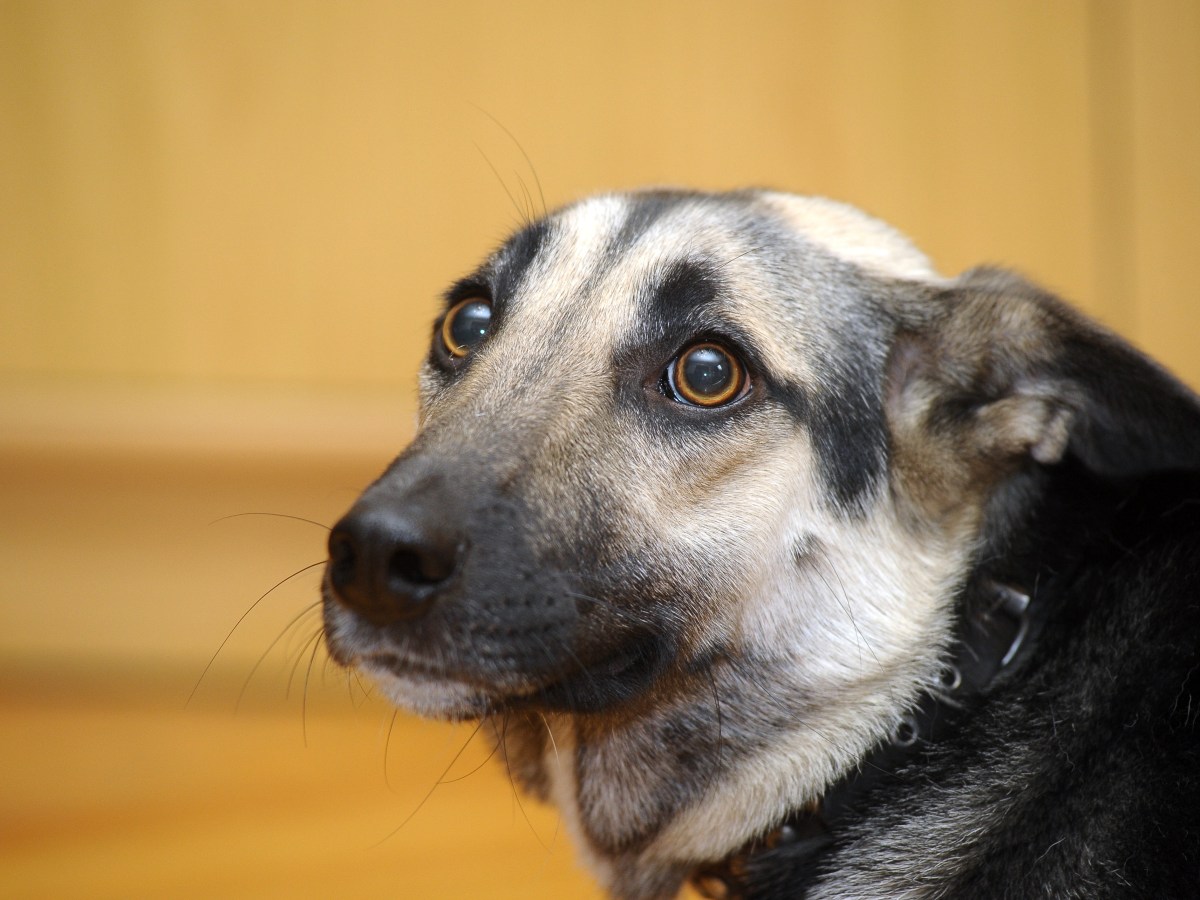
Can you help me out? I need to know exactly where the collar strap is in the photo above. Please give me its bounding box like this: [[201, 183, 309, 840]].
[[690, 578, 1033, 900]]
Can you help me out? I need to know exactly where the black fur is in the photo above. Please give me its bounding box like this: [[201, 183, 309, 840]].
[[745, 464, 1200, 898]]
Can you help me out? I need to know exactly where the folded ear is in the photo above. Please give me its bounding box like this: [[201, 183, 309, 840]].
[[885, 267, 1200, 519]]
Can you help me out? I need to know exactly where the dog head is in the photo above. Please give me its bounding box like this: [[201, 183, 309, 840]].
[[322, 190, 1200, 898]]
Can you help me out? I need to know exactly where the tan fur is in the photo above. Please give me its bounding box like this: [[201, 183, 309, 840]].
[[760, 192, 944, 282]]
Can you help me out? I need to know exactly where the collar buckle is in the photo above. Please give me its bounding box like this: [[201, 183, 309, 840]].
[[986, 579, 1032, 668]]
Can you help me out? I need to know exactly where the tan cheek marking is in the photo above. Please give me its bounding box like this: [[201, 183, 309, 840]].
[[656, 430, 770, 510], [651, 425, 811, 640]]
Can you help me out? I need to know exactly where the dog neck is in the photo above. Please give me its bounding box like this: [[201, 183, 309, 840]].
[[687, 576, 1038, 899]]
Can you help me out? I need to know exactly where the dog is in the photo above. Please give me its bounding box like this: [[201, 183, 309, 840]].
[[321, 190, 1200, 899]]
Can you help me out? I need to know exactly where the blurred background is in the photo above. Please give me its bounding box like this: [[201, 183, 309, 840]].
[[1, 1, 1197, 897]]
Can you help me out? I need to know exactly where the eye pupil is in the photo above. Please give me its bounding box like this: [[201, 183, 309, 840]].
[[671, 342, 746, 407], [442, 299, 492, 358], [682, 347, 732, 395]]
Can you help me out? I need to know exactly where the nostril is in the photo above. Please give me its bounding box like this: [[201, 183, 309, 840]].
[[327, 530, 358, 591], [388, 541, 457, 590]]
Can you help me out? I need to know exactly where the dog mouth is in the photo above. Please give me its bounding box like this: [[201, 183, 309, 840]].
[[522, 630, 667, 713], [347, 628, 668, 716]]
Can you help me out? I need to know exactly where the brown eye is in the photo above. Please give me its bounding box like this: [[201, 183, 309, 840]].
[[440, 298, 493, 359], [668, 342, 747, 407]]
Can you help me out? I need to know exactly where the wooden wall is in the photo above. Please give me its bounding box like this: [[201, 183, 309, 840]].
[[3, 0, 1197, 392], [1, 2, 1196, 897]]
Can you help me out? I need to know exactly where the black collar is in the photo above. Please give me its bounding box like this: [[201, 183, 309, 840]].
[[690, 578, 1036, 900]]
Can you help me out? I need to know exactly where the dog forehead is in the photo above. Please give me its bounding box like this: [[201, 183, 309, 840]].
[[503, 190, 939, 322], [503, 192, 777, 340], [513, 193, 637, 328], [757, 191, 942, 282], [540, 190, 941, 279]]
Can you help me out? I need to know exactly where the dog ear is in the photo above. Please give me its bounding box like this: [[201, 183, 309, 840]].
[[885, 267, 1200, 501]]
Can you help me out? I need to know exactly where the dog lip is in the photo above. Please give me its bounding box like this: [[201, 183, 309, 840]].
[[357, 631, 668, 714], [360, 650, 546, 700], [363, 651, 477, 685]]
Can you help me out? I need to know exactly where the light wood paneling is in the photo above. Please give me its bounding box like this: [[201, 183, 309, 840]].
[[1, 3, 1197, 897], [9, 0, 1194, 390], [1127, 0, 1200, 384]]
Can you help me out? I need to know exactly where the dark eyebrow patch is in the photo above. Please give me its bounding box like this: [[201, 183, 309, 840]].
[[440, 218, 551, 312], [491, 218, 551, 304], [648, 258, 722, 327]]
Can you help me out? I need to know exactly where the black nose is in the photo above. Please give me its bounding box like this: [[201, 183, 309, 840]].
[[326, 496, 463, 625]]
